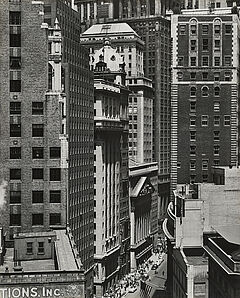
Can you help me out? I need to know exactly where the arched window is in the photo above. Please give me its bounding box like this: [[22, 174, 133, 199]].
[[214, 86, 220, 97], [190, 86, 196, 97], [202, 86, 209, 97]]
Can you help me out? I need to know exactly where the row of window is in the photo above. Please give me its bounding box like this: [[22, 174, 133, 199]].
[[10, 190, 61, 204], [10, 124, 43, 137], [189, 101, 223, 113], [190, 145, 220, 155], [190, 130, 220, 141], [10, 168, 61, 181], [178, 71, 231, 81], [10, 102, 44, 115], [190, 86, 221, 97], [190, 115, 230, 127], [10, 147, 60, 159], [179, 23, 231, 35], [178, 56, 232, 67], [190, 38, 221, 52], [10, 213, 61, 227]]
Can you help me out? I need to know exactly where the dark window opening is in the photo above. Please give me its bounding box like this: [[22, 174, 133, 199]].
[[10, 214, 21, 226], [9, 12, 21, 25], [10, 191, 21, 204], [10, 33, 21, 47], [32, 191, 44, 204], [32, 124, 44, 137], [50, 213, 61, 225], [50, 168, 61, 181], [32, 102, 43, 115], [26, 242, 33, 254], [32, 168, 44, 180], [10, 147, 21, 159], [38, 242, 45, 254], [10, 57, 21, 69], [10, 102, 21, 114], [10, 124, 21, 137], [50, 147, 61, 159], [32, 147, 44, 159], [50, 190, 61, 203], [10, 80, 21, 92], [32, 214, 44, 226], [10, 168, 21, 180]]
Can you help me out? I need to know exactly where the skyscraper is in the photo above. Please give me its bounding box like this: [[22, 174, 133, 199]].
[[0, 0, 94, 295], [171, 8, 239, 191], [92, 40, 130, 297]]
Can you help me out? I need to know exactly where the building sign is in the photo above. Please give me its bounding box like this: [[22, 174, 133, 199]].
[[0, 285, 84, 298]]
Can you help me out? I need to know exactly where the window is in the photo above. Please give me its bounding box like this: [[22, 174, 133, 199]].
[[214, 115, 220, 126], [190, 117, 196, 126], [10, 80, 21, 92], [10, 102, 21, 114], [214, 57, 220, 66], [10, 214, 21, 226], [214, 86, 220, 96], [202, 25, 209, 35], [10, 33, 21, 47], [224, 115, 231, 126], [32, 168, 44, 180], [190, 86, 196, 97], [202, 160, 208, 170], [32, 102, 43, 115], [190, 57, 196, 66], [10, 169, 21, 180], [44, 5, 51, 13], [225, 25, 232, 34], [224, 56, 231, 66], [201, 86, 208, 97], [50, 147, 61, 159], [190, 174, 196, 183], [10, 191, 21, 204], [214, 102, 220, 112], [190, 160, 196, 170], [224, 72, 231, 81], [38, 242, 45, 254], [10, 124, 21, 137], [190, 72, 196, 80], [202, 174, 208, 182], [190, 40, 197, 51], [202, 56, 209, 66], [32, 214, 44, 226], [190, 24, 197, 35], [190, 131, 196, 141], [9, 12, 21, 25], [190, 102, 196, 112], [50, 190, 61, 203], [214, 145, 220, 155], [32, 124, 44, 137], [214, 24, 221, 35], [10, 57, 21, 69], [50, 168, 61, 181], [202, 39, 208, 51], [10, 147, 21, 159], [178, 56, 184, 66], [190, 145, 196, 155], [201, 115, 209, 126], [202, 72, 208, 80], [50, 213, 61, 225], [177, 72, 183, 80], [214, 39, 220, 51], [180, 25, 186, 35], [32, 147, 44, 159], [26, 242, 33, 255], [214, 72, 220, 81], [214, 131, 220, 141], [32, 191, 44, 204], [214, 160, 220, 166]]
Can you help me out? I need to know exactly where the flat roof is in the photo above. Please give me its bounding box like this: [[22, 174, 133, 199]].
[[214, 225, 240, 245]]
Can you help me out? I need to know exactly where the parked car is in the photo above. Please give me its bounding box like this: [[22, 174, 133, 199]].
[[151, 264, 158, 271], [128, 286, 137, 293]]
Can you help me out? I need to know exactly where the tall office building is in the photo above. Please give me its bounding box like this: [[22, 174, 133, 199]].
[[0, 0, 94, 295], [93, 41, 130, 297], [171, 8, 240, 191], [81, 23, 154, 164]]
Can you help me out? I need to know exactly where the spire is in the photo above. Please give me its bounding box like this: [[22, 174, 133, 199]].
[[54, 18, 60, 30]]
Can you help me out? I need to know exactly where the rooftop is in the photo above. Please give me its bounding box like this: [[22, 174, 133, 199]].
[[183, 248, 208, 266], [82, 23, 139, 37]]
